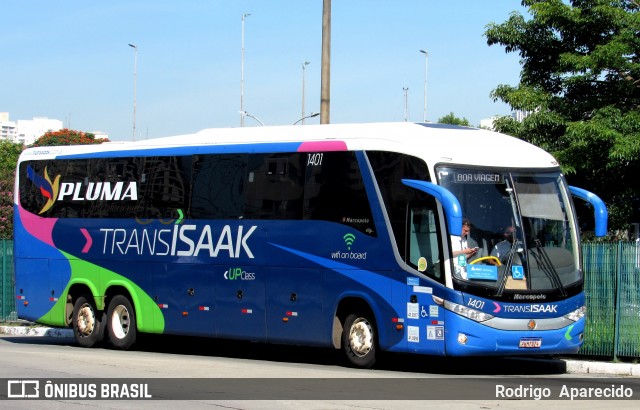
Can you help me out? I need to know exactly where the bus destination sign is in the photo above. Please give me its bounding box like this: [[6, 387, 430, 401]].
[[453, 172, 503, 184]]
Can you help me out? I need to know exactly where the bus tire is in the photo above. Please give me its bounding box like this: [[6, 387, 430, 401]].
[[342, 312, 377, 369], [72, 294, 104, 348], [106, 295, 137, 350]]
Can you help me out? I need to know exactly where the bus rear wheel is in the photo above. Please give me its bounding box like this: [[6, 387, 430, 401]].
[[342, 313, 377, 369], [72, 295, 104, 348], [106, 295, 137, 350]]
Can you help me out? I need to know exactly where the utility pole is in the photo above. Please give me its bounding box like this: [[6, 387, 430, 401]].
[[320, 0, 331, 124]]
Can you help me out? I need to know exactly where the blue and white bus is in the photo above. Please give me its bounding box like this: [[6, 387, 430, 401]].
[[14, 122, 607, 368]]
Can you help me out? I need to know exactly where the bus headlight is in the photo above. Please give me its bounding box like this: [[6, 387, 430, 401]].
[[564, 305, 586, 322], [443, 300, 494, 322]]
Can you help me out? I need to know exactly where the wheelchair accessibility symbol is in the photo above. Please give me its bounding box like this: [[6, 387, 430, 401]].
[[421, 306, 428, 318], [512, 265, 524, 280]]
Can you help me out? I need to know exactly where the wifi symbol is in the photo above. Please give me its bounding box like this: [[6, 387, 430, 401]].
[[343, 233, 356, 250]]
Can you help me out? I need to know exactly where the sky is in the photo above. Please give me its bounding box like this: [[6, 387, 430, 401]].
[[1, 1, 528, 142]]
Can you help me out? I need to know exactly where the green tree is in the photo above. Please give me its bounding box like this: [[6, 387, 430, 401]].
[[31, 128, 109, 147], [0, 140, 24, 239], [485, 0, 640, 233], [438, 112, 471, 126]]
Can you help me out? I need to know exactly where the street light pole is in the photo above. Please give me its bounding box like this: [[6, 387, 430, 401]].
[[419, 49, 428, 123], [241, 13, 251, 127], [239, 110, 264, 126], [294, 112, 319, 125], [403, 87, 409, 122], [301, 61, 310, 124], [128, 43, 137, 141]]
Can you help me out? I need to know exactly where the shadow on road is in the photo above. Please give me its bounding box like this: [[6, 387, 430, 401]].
[[128, 333, 569, 375], [2, 333, 567, 375]]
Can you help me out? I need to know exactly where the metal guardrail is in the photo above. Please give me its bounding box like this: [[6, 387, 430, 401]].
[[581, 241, 640, 359], [0, 240, 15, 322]]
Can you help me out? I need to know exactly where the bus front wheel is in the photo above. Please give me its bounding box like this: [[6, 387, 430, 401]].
[[72, 294, 104, 348], [342, 313, 377, 369], [106, 295, 137, 350]]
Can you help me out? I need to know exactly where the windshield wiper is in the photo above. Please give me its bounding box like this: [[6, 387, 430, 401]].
[[530, 239, 567, 297], [494, 239, 519, 298]]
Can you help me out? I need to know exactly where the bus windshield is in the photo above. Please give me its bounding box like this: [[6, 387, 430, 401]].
[[437, 166, 581, 298]]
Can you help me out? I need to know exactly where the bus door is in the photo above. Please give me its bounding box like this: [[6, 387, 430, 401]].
[[215, 265, 267, 341], [403, 202, 446, 355], [400, 179, 464, 355]]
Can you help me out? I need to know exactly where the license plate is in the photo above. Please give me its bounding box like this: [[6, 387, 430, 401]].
[[519, 338, 542, 348]]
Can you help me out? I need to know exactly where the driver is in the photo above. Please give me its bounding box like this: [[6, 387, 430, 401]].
[[451, 218, 479, 278], [452, 218, 479, 261], [491, 226, 515, 264]]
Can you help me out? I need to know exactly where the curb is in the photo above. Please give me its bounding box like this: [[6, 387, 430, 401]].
[[1, 325, 639, 376], [565, 359, 640, 376], [0, 325, 73, 338]]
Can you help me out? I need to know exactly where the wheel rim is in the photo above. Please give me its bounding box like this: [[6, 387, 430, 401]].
[[111, 305, 130, 340], [348, 318, 373, 357], [76, 304, 95, 336]]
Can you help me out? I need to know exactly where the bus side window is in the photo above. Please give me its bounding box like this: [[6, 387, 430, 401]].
[[138, 156, 191, 220], [367, 151, 435, 269], [191, 154, 246, 219], [303, 151, 375, 236], [407, 202, 443, 281], [244, 153, 305, 220]]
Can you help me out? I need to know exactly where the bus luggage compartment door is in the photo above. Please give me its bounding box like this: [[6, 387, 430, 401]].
[[264, 267, 324, 345], [215, 265, 267, 341]]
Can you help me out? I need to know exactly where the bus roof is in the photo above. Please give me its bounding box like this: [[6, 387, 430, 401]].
[[19, 122, 559, 170]]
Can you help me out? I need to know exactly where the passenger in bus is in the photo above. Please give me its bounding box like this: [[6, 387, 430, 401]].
[[491, 226, 515, 263]]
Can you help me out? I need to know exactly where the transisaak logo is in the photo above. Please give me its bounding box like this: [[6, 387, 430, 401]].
[[26, 165, 60, 214]]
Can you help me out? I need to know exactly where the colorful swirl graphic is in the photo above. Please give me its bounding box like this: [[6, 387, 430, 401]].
[[26, 165, 60, 214]]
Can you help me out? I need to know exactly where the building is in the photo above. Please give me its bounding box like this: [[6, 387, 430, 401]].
[[479, 110, 533, 131], [479, 116, 499, 130], [0, 113, 63, 145], [0, 112, 18, 141], [16, 117, 64, 145], [1, 112, 108, 145], [513, 110, 533, 122]]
